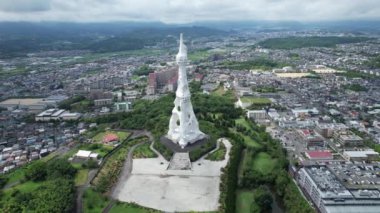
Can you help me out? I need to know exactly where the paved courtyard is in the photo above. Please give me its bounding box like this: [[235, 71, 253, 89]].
[[114, 138, 231, 212]]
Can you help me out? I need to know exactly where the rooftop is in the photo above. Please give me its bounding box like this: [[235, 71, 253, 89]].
[[305, 151, 333, 159], [343, 150, 379, 158], [305, 166, 352, 198], [328, 163, 380, 189]]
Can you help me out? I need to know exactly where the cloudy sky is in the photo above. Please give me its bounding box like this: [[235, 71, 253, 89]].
[[0, 0, 379, 23]]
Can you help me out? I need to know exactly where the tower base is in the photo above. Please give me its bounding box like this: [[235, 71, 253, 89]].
[[160, 135, 209, 153]]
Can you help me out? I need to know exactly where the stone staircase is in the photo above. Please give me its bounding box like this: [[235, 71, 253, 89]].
[[168, 152, 192, 170]]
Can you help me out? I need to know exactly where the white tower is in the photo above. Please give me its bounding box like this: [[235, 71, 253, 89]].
[[167, 34, 206, 148]]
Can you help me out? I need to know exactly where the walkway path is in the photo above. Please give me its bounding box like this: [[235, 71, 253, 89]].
[[103, 130, 156, 213], [76, 130, 150, 213], [110, 142, 144, 198], [76, 169, 97, 213], [102, 140, 142, 213]]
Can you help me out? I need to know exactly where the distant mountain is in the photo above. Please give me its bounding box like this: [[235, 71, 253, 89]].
[[191, 20, 380, 32], [0, 22, 228, 58]]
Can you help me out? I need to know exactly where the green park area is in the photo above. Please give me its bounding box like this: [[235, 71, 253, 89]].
[[235, 118, 251, 129], [133, 143, 157, 158], [234, 118, 262, 148], [212, 86, 227, 96], [251, 152, 277, 175], [75, 169, 89, 186], [239, 150, 277, 178], [0, 158, 78, 212], [236, 190, 255, 213], [240, 97, 271, 105], [75, 83, 311, 213], [233, 116, 313, 213], [83, 188, 110, 213], [90, 137, 148, 194], [258, 36, 371, 49], [222, 58, 285, 71], [188, 49, 211, 62], [240, 134, 261, 148], [205, 142, 226, 161]]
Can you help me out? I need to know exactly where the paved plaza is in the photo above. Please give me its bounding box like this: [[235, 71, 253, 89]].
[[114, 138, 231, 212]]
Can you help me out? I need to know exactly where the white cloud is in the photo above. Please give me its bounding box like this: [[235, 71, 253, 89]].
[[0, 0, 379, 23], [0, 0, 51, 12]]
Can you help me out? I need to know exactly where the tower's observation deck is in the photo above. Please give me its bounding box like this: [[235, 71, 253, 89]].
[[167, 34, 206, 148]]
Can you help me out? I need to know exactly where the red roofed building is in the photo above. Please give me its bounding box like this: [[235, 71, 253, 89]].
[[194, 73, 204, 82], [305, 151, 333, 160], [103, 133, 119, 144], [146, 67, 177, 95], [147, 73, 157, 95], [167, 74, 178, 92]]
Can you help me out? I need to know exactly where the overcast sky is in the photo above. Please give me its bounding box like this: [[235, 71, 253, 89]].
[[0, 0, 379, 23]]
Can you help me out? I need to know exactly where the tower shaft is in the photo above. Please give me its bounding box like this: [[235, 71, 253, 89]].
[[167, 34, 205, 148]]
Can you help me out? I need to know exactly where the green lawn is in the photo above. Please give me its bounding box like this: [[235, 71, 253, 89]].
[[252, 152, 277, 175], [12, 181, 40, 192], [4, 167, 25, 185], [132, 143, 158, 159], [240, 151, 277, 177], [40, 152, 59, 162], [240, 133, 261, 148], [188, 49, 211, 61], [75, 169, 89, 186], [212, 86, 226, 96], [3, 181, 42, 199], [110, 202, 160, 213], [234, 117, 262, 148], [235, 118, 251, 129], [205, 142, 226, 161], [236, 190, 255, 213], [83, 188, 110, 213], [240, 97, 271, 105]]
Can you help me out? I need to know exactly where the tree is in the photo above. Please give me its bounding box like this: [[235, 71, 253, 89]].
[[29, 178, 75, 213], [83, 159, 99, 169], [2, 199, 23, 213], [25, 161, 47, 181], [275, 170, 290, 197], [0, 175, 8, 188], [253, 186, 273, 212], [46, 159, 76, 180], [250, 202, 261, 213]]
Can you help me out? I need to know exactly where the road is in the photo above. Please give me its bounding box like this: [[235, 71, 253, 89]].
[[76, 130, 153, 213], [76, 169, 98, 213]]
